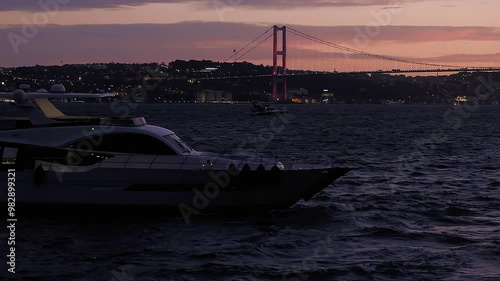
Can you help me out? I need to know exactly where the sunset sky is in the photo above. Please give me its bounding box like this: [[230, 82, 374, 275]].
[[1, 0, 499, 71]]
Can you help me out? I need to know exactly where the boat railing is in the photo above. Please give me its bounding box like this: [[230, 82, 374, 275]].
[[282, 162, 334, 170], [42, 154, 333, 172], [43, 154, 284, 171]]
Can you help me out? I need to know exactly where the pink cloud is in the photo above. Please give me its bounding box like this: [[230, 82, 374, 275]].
[[0, 0, 430, 11], [1, 22, 499, 68], [288, 25, 500, 44]]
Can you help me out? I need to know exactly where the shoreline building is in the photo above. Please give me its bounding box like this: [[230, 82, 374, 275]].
[[197, 90, 232, 103]]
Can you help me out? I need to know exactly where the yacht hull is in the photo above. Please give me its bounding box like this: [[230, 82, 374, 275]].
[[251, 111, 289, 116], [1, 167, 349, 215]]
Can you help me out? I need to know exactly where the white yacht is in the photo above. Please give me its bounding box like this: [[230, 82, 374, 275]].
[[250, 103, 289, 116], [0, 89, 350, 216]]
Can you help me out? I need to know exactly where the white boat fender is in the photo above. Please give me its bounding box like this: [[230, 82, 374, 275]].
[[34, 165, 46, 186], [255, 164, 270, 185], [269, 165, 281, 186], [238, 163, 252, 185], [242, 163, 251, 172], [227, 163, 238, 189]]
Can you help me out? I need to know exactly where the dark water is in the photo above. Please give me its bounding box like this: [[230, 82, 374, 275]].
[[2, 103, 500, 280]]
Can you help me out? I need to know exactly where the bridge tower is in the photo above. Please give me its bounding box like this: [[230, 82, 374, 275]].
[[272, 25, 287, 101]]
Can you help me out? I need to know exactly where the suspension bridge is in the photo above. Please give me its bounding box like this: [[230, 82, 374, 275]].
[[197, 25, 500, 101]]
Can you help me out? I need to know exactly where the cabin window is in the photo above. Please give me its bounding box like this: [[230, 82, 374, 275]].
[[163, 134, 193, 153], [1, 147, 17, 165], [65, 134, 177, 155]]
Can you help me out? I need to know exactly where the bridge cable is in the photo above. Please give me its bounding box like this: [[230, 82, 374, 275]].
[[287, 27, 465, 69], [234, 33, 273, 62], [224, 26, 274, 63]]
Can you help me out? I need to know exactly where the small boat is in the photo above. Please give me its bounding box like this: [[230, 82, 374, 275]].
[[250, 103, 289, 116], [0, 89, 349, 220]]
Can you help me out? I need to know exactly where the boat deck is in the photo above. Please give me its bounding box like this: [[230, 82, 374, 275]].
[[0, 116, 147, 130]]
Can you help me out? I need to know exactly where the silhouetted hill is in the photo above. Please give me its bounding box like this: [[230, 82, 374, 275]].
[[1, 61, 499, 104]]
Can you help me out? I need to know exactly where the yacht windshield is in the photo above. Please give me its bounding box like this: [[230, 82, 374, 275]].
[[163, 134, 193, 153]]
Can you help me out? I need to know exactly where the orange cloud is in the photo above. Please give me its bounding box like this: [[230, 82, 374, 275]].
[[1, 22, 499, 69], [0, 0, 430, 11]]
